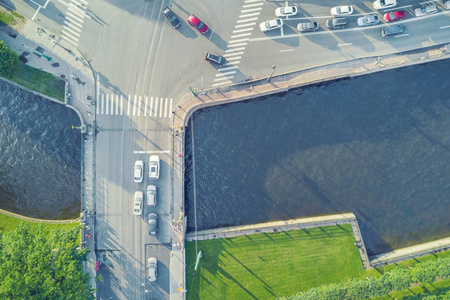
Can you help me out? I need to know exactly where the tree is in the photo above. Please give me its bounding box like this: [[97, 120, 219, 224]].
[[0, 40, 20, 79], [0, 222, 95, 299]]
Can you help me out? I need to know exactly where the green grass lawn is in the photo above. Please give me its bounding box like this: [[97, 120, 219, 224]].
[[11, 63, 65, 102], [186, 224, 365, 300]]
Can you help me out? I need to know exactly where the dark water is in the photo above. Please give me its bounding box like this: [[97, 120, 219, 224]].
[[185, 59, 450, 256], [0, 80, 81, 220]]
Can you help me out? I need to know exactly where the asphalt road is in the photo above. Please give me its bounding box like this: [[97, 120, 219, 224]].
[[6, 0, 450, 299]]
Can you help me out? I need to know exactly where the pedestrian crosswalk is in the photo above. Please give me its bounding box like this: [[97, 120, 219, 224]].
[[212, 0, 265, 87], [62, 0, 90, 47], [96, 94, 173, 118]]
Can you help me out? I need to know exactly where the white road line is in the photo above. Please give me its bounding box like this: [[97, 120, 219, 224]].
[[420, 0, 439, 4], [383, 5, 412, 12], [439, 25, 450, 29], [280, 26, 284, 36], [31, 7, 41, 21], [105, 94, 109, 115], [245, 0, 263, 3], [127, 95, 131, 115], [226, 61, 240, 66], [132, 95, 137, 116], [235, 22, 255, 28], [224, 52, 244, 57], [134, 150, 171, 154], [57, 0, 69, 6], [229, 38, 250, 44], [67, 12, 84, 23], [62, 31, 79, 42], [227, 42, 247, 47], [100, 94, 104, 115], [243, 3, 264, 8], [64, 18, 83, 29], [212, 81, 231, 87], [63, 21, 82, 32], [164, 98, 168, 118], [68, 4, 85, 18], [159, 98, 163, 118], [144, 96, 148, 116], [169, 98, 173, 115], [226, 56, 242, 61], [239, 12, 260, 18], [233, 27, 254, 33], [119, 95, 123, 115], [110, 94, 114, 115], [216, 71, 236, 77], [214, 76, 234, 82], [231, 32, 252, 38], [154, 97, 158, 118], [280, 49, 294, 52], [337, 43, 352, 46], [219, 66, 239, 72], [61, 36, 79, 46], [63, 26, 81, 37], [149, 96, 154, 117], [137, 96, 142, 116], [237, 17, 258, 23], [225, 47, 246, 52], [394, 33, 410, 38], [241, 7, 262, 13]]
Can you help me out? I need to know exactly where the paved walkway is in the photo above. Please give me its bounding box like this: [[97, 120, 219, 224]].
[[0, 18, 97, 295]]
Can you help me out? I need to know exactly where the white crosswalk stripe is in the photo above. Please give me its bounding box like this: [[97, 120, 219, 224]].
[[96, 93, 173, 118], [61, 0, 90, 47]]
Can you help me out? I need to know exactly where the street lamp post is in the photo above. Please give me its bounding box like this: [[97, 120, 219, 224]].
[[267, 65, 277, 82]]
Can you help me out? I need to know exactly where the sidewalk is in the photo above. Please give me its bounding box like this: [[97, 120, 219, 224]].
[[0, 19, 97, 295]]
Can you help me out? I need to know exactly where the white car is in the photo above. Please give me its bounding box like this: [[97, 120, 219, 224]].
[[149, 155, 160, 180], [148, 257, 158, 282], [373, 0, 397, 10], [445, 1, 450, 10], [134, 160, 144, 183], [133, 191, 143, 216], [147, 185, 157, 207], [414, 4, 438, 16], [259, 18, 283, 32], [330, 6, 353, 16], [275, 6, 298, 17]]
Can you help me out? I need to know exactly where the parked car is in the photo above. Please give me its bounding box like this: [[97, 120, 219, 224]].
[[133, 191, 143, 216], [414, 5, 438, 17], [373, 0, 397, 10], [134, 160, 144, 183], [275, 6, 298, 17], [381, 24, 407, 37], [357, 15, 380, 26], [259, 18, 283, 32], [383, 10, 406, 22], [187, 14, 209, 34], [149, 155, 160, 180], [326, 18, 347, 29], [147, 185, 157, 207], [297, 22, 319, 32], [205, 52, 226, 66], [148, 213, 158, 236], [148, 257, 158, 282], [330, 6, 353, 16], [162, 7, 180, 28], [445, 1, 450, 10]]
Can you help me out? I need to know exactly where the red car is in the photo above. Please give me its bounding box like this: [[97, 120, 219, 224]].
[[187, 14, 209, 34], [383, 10, 406, 22]]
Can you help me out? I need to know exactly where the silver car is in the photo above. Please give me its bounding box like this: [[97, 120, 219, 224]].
[[147, 185, 157, 207], [259, 18, 283, 32], [134, 160, 144, 183], [149, 155, 160, 180], [414, 4, 438, 17], [357, 15, 380, 27], [297, 22, 319, 32], [148, 257, 158, 282], [148, 213, 158, 236]]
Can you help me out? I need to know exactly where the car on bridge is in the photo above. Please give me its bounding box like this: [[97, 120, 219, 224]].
[[414, 4, 438, 17], [260, 18, 283, 32], [205, 52, 226, 66], [373, 0, 397, 10], [275, 6, 298, 17], [149, 155, 160, 180], [162, 7, 180, 28], [148, 213, 158, 236], [134, 160, 144, 183], [133, 191, 143, 216], [384, 10, 406, 22], [297, 22, 319, 32], [326, 18, 347, 29], [357, 15, 380, 26], [187, 14, 209, 34], [446, 1, 450, 9], [148, 257, 158, 282], [331, 6, 353, 16], [147, 185, 157, 207]]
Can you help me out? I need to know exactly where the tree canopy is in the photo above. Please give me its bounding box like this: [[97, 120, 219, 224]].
[[0, 222, 95, 299], [0, 40, 20, 79]]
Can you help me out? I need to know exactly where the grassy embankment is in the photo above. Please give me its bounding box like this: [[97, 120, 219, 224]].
[[0, 8, 65, 101], [186, 224, 450, 300]]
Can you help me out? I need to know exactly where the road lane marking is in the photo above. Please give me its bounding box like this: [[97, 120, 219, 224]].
[[338, 43, 352, 46], [237, 17, 258, 23], [132, 95, 137, 116], [67, 12, 84, 23], [134, 150, 170, 154], [226, 56, 242, 61], [154, 97, 158, 118], [169, 98, 173, 116], [243, 3, 264, 8], [137, 96, 141, 116], [227, 42, 247, 47], [105, 94, 109, 115], [144, 96, 148, 116], [229, 38, 250, 44], [394, 33, 410, 38], [245, 0, 263, 2], [164, 98, 168, 118], [212, 81, 231, 87], [241, 8, 262, 13], [159, 97, 163, 118], [224, 52, 244, 57], [149, 96, 153, 117], [219, 66, 238, 71], [120, 95, 123, 115], [127, 95, 131, 116], [231, 32, 252, 38], [235, 22, 255, 28], [100, 94, 104, 115], [383, 5, 412, 12], [226, 61, 240, 65], [63, 21, 82, 32], [280, 49, 294, 52], [216, 71, 236, 77], [420, 0, 439, 4], [439, 25, 450, 29], [214, 76, 234, 81], [62, 31, 79, 41], [111, 94, 115, 115], [225, 47, 246, 52], [233, 27, 254, 33], [280, 26, 284, 36], [239, 12, 260, 18]]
